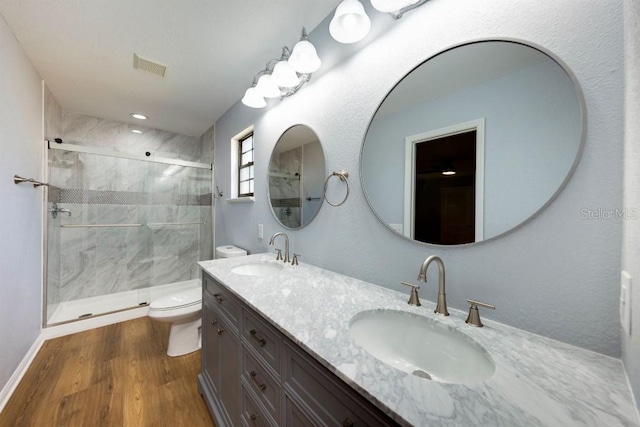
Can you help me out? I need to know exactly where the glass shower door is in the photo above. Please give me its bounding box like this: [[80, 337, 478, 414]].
[[45, 143, 212, 326]]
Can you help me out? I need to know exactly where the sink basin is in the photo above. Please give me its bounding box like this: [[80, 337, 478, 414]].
[[349, 309, 495, 385], [230, 262, 284, 277]]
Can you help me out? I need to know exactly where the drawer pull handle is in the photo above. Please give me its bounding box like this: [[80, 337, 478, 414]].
[[343, 418, 354, 427], [210, 320, 218, 326], [249, 329, 266, 347], [250, 414, 258, 422], [250, 370, 267, 391], [217, 328, 224, 335], [213, 293, 224, 303]]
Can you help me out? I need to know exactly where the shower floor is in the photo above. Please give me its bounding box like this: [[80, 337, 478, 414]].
[[47, 279, 201, 325]]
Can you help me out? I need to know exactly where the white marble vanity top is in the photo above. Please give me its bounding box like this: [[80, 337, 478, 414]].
[[199, 254, 639, 426]]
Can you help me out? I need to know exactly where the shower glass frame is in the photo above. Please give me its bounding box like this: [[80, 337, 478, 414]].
[[43, 140, 214, 327]]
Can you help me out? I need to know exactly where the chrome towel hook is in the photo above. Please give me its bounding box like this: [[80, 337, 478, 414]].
[[323, 170, 349, 207]]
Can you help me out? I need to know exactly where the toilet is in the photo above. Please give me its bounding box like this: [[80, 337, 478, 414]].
[[148, 285, 203, 357], [148, 245, 247, 357], [215, 245, 248, 259]]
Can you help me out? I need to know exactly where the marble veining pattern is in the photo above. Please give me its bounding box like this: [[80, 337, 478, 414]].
[[44, 100, 214, 321], [199, 254, 639, 427]]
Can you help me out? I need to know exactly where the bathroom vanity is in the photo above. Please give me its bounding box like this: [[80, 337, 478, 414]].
[[198, 254, 638, 426]]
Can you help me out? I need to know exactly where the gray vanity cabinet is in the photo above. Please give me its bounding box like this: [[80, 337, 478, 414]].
[[199, 271, 398, 427], [200, 274, 242, 426]]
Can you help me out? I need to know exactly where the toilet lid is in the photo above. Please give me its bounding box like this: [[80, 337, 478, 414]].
[[150, 287, 202, 311]]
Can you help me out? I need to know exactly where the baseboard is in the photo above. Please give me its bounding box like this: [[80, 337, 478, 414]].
[[0, 334, 45, 413], [42, 306, 149, 340], [623, 363, 640, 425]]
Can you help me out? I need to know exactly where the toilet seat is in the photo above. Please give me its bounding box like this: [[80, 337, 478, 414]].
[[150, 287, 202, 311]]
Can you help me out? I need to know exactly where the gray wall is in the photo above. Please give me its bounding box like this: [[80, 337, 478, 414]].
[[622, 0, 640, 407], [0, 13, 43, 396], [214, 0, 623, 357]]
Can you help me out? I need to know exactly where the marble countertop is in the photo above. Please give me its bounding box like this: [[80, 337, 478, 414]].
[[199, 254, 639, 426]]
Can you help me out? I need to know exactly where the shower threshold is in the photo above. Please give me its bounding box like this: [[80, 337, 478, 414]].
[[46, 279, 200, 326]]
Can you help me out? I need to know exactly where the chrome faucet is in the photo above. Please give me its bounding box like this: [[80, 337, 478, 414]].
[[417, 255, 449, 316], [269, 232, 290, 263], [49, 202, 71, 219]]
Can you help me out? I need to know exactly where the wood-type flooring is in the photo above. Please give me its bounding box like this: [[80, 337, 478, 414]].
[[0, 317, 214, 427]]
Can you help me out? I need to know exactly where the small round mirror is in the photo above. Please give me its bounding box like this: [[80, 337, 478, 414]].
[[268, 125, 326, 229]]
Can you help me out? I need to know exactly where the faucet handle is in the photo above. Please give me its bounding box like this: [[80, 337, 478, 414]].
[[291, 253, 300, 266], [401, 282, 421, 306], [275, 249, 282, 261], [465, 299, 495, 327]]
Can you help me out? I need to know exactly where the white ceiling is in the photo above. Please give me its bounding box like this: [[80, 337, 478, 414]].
[[0, 0, 342, 137]]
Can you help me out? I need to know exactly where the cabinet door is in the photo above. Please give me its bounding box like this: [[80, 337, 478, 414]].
[[219, 317, 241, 426], [203, 301, 220, 394], [284, 395, 319, 427], [284, 343, 397, 427]]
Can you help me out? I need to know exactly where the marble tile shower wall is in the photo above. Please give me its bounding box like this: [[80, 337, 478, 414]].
[[269, 147, 302, 228], [61, 111, 202, 161], [198, 124, 214, 265], [45, 110, 213, 305]]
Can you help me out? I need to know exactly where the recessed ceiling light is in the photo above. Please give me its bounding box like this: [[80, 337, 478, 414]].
[[131, 129, 143, 134], [130, 113, 148, 120]]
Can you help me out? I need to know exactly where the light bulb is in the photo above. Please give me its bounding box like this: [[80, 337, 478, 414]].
[[370, 0, 420, 13], [289, 39, 321, 74], [255, 74, 281, 98], [241, 87, 266, 108], [329, 0, 371, 44], [271, 60, 299, 88]]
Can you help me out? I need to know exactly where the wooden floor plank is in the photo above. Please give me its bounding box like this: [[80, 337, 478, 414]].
[[0, 317, 214, 427]]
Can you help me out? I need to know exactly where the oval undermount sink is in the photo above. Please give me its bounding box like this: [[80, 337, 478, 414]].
[[230, 262, 284, 277], [349, 309, 495, 385]]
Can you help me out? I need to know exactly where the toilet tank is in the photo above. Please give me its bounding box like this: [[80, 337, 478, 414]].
[[215, 245, 248, 258]]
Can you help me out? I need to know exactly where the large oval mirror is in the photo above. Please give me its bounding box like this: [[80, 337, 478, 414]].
[[268, 125, 326, 229], [361, 40, 585, 245]]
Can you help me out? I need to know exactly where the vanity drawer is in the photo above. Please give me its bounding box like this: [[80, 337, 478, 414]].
[[284, 343, 396, 427], [241, 383, 277, 427], [242, 308, 281, 376], [203, 273, 240, 330], [242, 346, 281, 421]]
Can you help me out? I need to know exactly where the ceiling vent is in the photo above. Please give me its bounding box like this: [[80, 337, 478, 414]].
[[133, 53, 167, 77]]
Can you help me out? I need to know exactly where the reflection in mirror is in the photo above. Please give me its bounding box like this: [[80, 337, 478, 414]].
[[268, 125, 325, 229], [361, 40, 584, 245]]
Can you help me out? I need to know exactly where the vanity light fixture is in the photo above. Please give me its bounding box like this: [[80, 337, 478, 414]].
[[330, 0, 371, 44], [130, 113, 148, 120], [370, 0, 430, 19], [241, 28, 321, 109]]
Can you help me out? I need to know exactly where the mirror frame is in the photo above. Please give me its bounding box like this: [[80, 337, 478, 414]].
[[267, 124, 326, 230], [359, 38, 587, 247]]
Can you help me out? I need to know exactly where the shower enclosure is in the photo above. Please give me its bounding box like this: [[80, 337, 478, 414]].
[[44, 141, 213, 326]]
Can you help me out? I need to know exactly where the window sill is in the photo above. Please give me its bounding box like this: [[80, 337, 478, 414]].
[[227, 197, 255, 204]]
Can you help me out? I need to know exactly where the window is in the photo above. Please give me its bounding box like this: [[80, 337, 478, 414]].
[[238, 132, 254, 197]]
